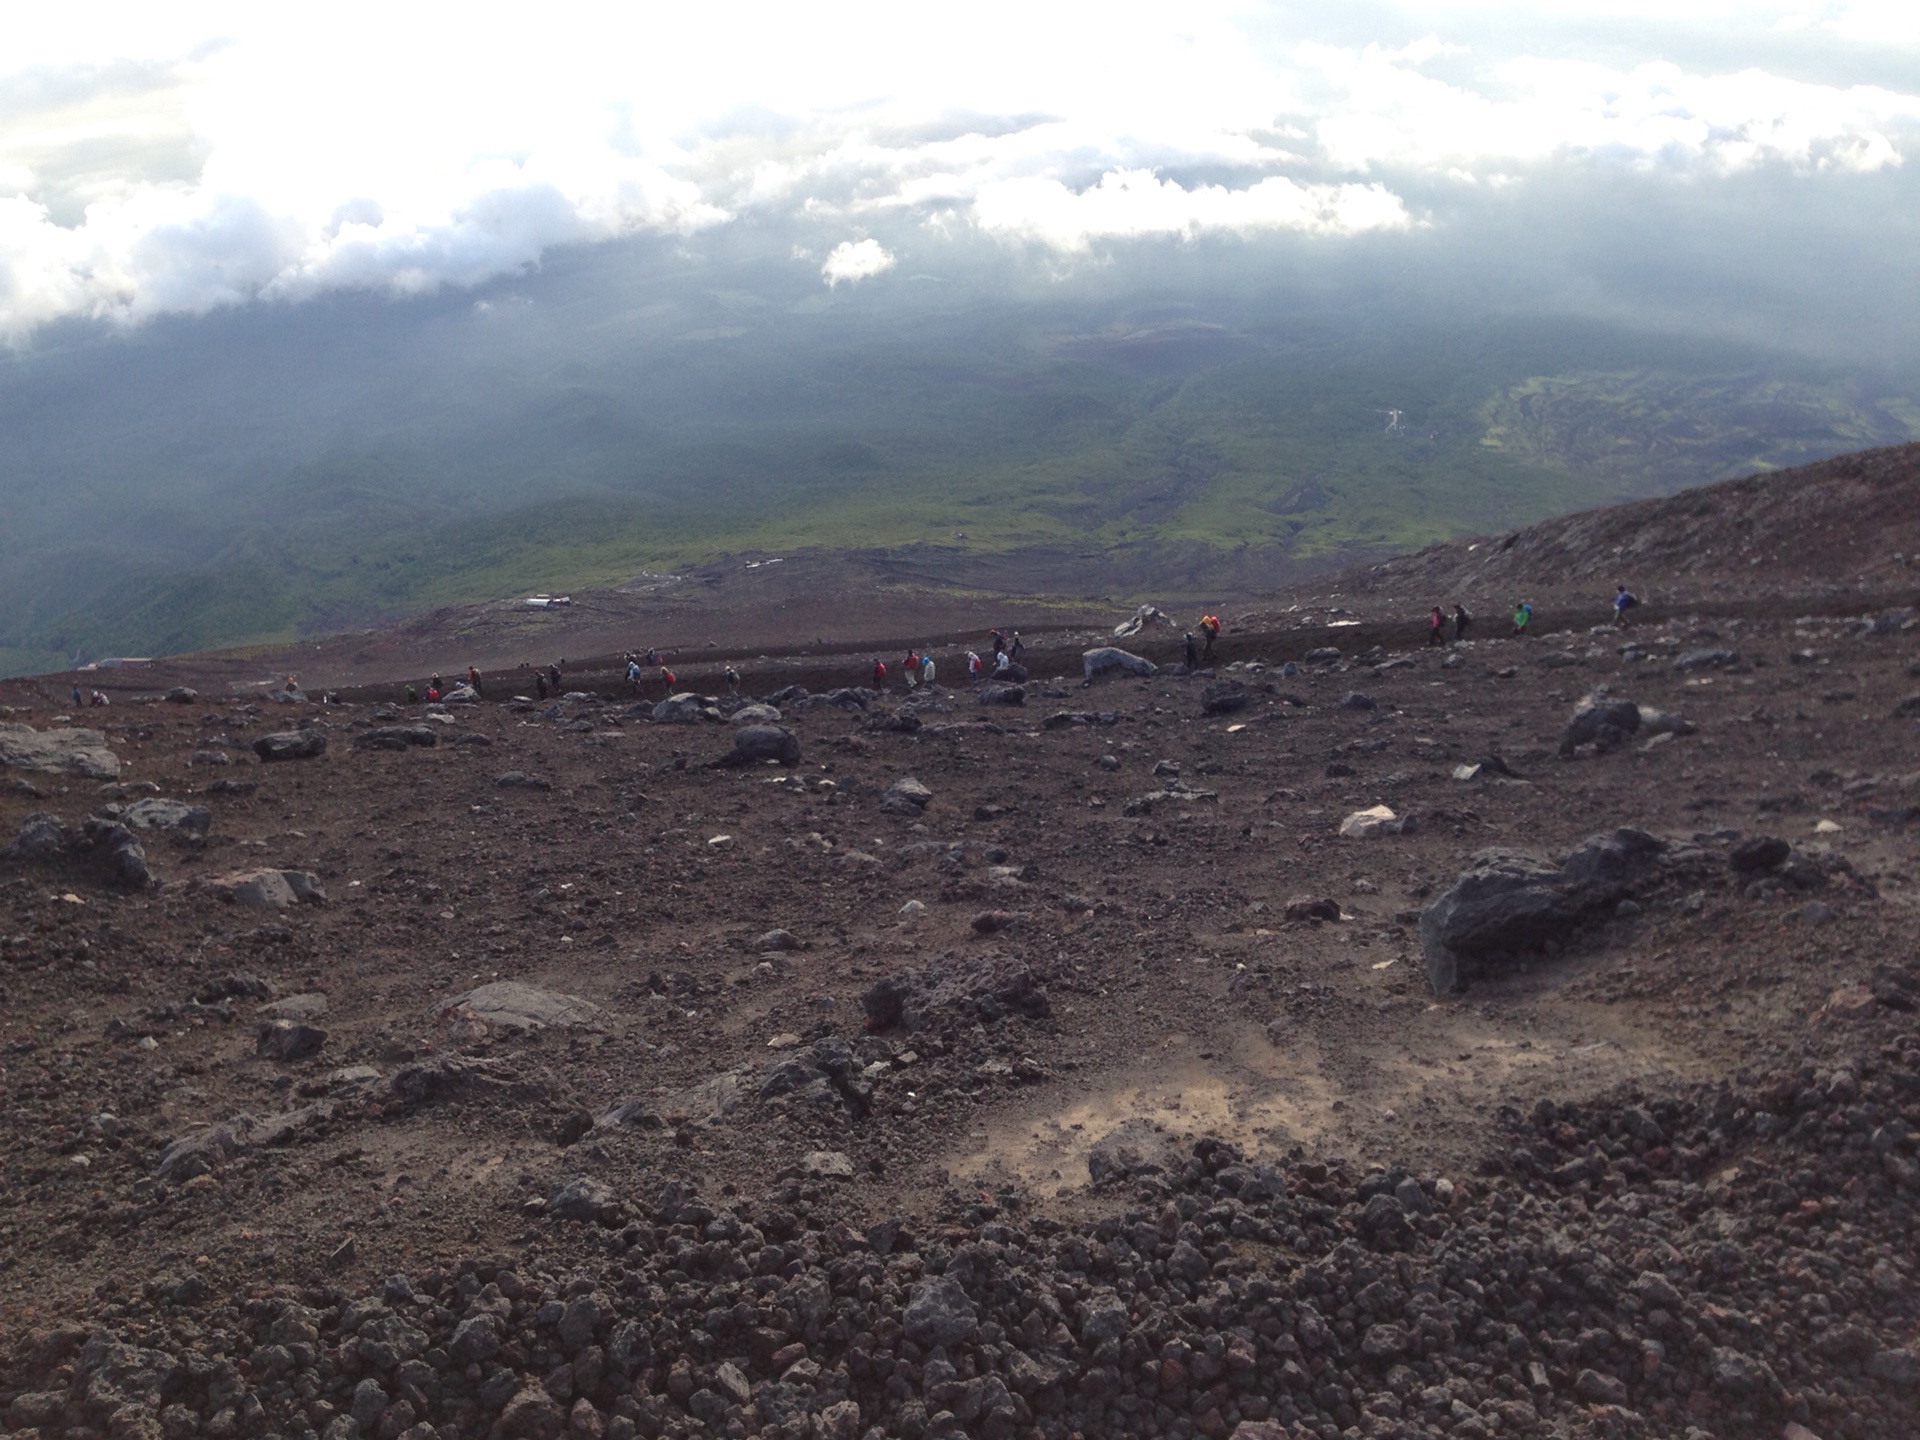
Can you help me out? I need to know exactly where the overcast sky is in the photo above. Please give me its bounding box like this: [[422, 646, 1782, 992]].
[[1, 0, 1916, 354]]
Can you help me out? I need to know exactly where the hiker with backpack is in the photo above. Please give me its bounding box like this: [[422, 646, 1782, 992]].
[[1453, 605, 1471, 642], [1427, 606, 1446, 646], [1512, 601, 1533, 636], [1613, 585, 1640, 625]]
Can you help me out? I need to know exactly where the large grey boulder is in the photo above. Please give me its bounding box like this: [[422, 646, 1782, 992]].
[[1418, 849, 1574, 995], [712, 725, 800, 768], [0, 722, 121, 779], [651, 693, 719, 724], [976, 683, 1025, 706], [253, 729, 326, 762], [729, 703, 783, 726], [1420, 829, 1669, 994], [1083, 647, 1155, 682], [1560, 695, 1642, 755]]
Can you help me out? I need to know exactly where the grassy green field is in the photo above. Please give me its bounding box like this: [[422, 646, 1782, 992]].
[[3, 305, 1915, 674]]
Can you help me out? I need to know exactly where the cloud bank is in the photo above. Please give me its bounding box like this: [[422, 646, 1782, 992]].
[[0, 2, 1915, 338]]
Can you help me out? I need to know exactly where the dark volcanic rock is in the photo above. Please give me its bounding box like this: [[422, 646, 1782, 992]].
[[861, 956, 1050, 1032], [1730, 835, 1791, 874], [1560, 694, 1641, 755], [352, 725, 438, 750], [1559, 827, 1666, 903], [903, 1276, 978, 1348], [712, 724, 801, 768], [976, 683, 1026, 706], [256, 1019, 327, 1062], [1200, 682, 1249, 715], [3, 811, 69, 862], [253, 729, 327, 762], [79, 818, 154, 890], [1418, 849, 1574, 994]]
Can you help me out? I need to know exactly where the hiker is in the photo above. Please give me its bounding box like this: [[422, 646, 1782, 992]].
[[467, 665, 482, 696], [535, 673, 548, 700], [1453, 604, 1471, 642], [1427, 606, 1446, 646], [89, 689, 109, 707], [920, 653, 936, 688], [645, 647, 659, 667], [967, 650, 982, 680], [990, 629, 1006, 659], [69, 685, 82, 708], [547, 663, 562, 695], [626, 657, 643, 692], [871, 658, 887, 690], [425, 684, 440, 703], [725, 666, 740, 694], [1184, 632, 1199, 669], [660, 666, 676, 692], [429, 673, 442, 697], [1010, 631, 1024, 661], [903, 650, 919, 690], [1613, 585, 1640, 625], [406, 684, 419, 703], [994, 649, 1012, 676], [1199, 614, 1221, 660], [1512, 601, 1533, 636]]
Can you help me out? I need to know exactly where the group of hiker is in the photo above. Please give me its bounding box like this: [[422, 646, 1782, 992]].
[[1181, 615, 1222, 669], [872, 628, 1036, 691], [1423, 586, 1639, 645], [392, 585, 1644, 710]]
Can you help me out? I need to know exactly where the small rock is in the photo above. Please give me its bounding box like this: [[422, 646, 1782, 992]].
[[198, 869, 327, 909], [257, 1020, 327, 1062], [547, 1175, 620, 1224], [1339, 805, 1405, 838], [799, 1150, 855, 1179], [1284, 896, 1340, 922], [882, 777, 934, 814]]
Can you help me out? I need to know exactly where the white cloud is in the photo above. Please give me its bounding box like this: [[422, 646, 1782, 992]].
[[820, 237, 894, 285], [973, 169, 1412, 248], [0, 2, 1913, 337]]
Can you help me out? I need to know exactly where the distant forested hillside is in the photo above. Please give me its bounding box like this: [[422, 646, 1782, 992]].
[[2, 236, 1914, 676]]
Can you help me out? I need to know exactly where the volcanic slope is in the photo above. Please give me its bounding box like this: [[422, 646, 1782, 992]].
[[1, 454, 1919, 1440]]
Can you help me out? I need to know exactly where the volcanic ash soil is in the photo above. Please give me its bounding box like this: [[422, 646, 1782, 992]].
[[2, 608, 1919, 1440]]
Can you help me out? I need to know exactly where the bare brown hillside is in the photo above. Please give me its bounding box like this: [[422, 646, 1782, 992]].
[[1, 447, 1917, 1440]]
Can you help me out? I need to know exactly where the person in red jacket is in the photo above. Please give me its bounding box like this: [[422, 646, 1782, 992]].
[[872, 659, 887, 691]]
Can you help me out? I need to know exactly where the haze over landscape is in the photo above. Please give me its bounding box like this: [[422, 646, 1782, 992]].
[[3, 2, 1919, 673]]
